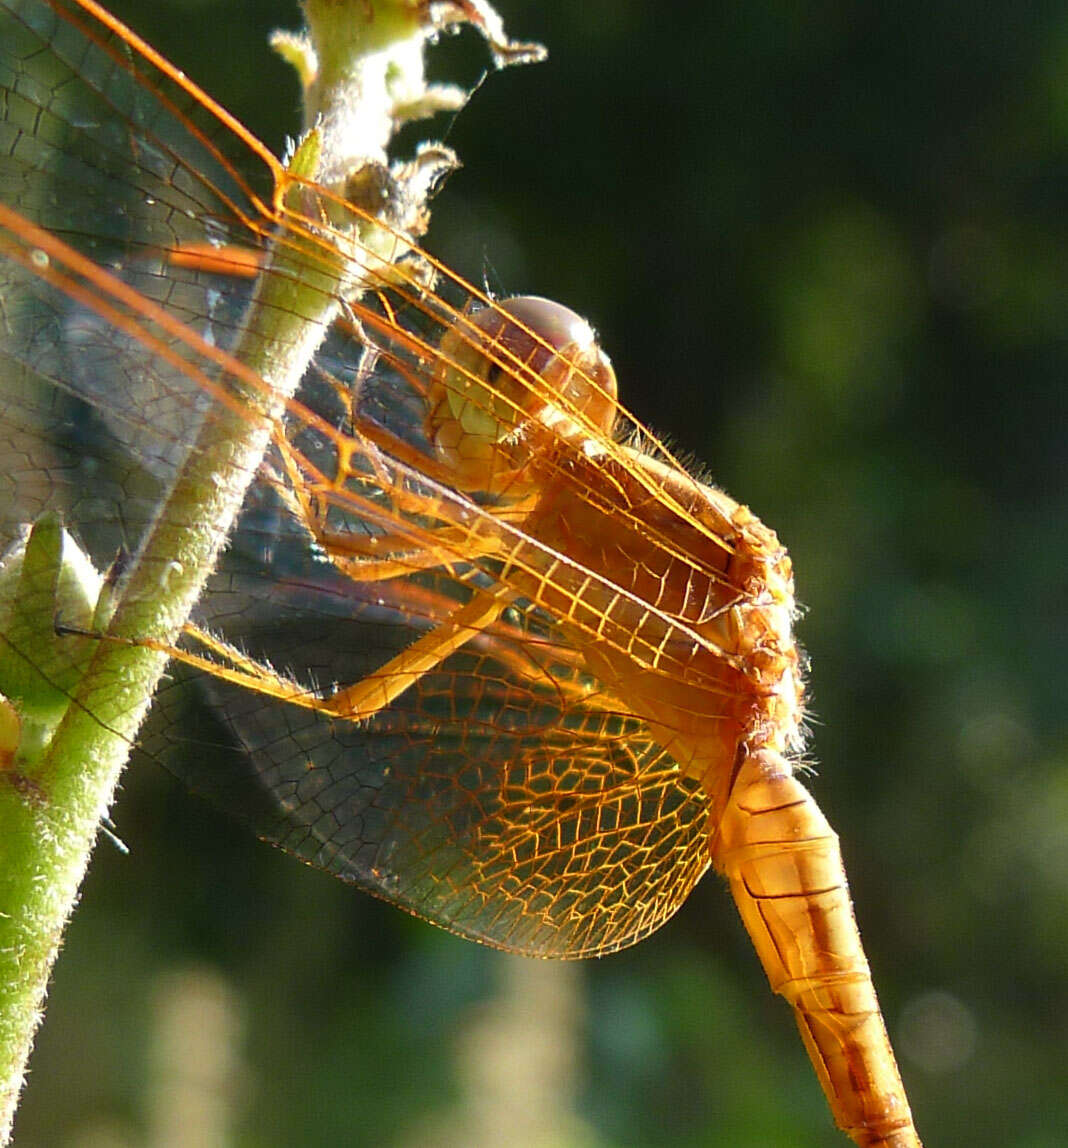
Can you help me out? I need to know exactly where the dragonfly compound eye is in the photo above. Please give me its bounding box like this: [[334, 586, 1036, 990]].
[[428, 295, 618, 489]]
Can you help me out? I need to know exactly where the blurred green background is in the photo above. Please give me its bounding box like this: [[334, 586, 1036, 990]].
[[11, 1, 1067, 1145]]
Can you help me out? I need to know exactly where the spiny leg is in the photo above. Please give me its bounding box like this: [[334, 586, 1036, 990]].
[[108, 589, 510, 723], [324, 589, 507, 718], [312, 522, 505, 582], [267, 430, 517, 582]]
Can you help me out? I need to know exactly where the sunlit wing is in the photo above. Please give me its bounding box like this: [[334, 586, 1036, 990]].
[[162, 569, 714, 956], [0, 0, 723, 956]]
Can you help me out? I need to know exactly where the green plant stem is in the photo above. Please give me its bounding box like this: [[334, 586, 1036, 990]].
[[0, 0, 514, 1137]]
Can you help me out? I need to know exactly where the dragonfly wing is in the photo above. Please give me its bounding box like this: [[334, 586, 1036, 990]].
[[0, 0, 280, 555], [151, 558, 714, 958], [0, 1, 274, 256]]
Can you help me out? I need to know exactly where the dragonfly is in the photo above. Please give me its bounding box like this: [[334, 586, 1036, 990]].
[[0, 2, 922, 1145]]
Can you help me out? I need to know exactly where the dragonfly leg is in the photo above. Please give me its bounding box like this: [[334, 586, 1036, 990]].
[[93, 588, 504, 722], [322, 589, 507, 717], [311, 523, 503, 581], [269, 432, 520, 580], [711, 747, 922, 1148], [144, 589, 509, 722]]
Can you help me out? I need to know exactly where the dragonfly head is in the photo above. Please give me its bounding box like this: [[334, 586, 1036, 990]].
[[427, 296, 618, 491]]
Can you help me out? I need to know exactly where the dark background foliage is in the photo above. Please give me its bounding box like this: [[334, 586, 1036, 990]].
[[13, 2, 1067, 1145]]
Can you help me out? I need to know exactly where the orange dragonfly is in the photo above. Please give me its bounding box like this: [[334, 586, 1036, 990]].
[[0, 2, 921, 1145]]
